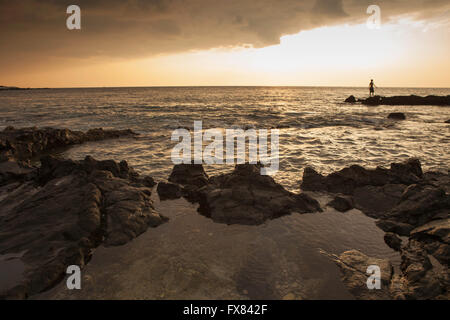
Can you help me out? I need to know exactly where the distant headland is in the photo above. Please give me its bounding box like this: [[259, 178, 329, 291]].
[[0, 86, 49, 91]]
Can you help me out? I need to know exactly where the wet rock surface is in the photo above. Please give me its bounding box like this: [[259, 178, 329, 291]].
[[326, 249, 393, 300], [0, 126, 137, 162], [0, 127, 166, 300], [344, 95, 450, 106], [313, 158, 450, 299], [161, 163, 322, 225]]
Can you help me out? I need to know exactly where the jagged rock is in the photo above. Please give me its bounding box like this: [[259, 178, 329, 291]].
[[195, 164, 321, 225], [157, 182, 183, 200], [301, 158, 422, 195], [327, 196, 353, 212], [330, 250, 393, 300], [0, 127, 137, 162], [397, 240, 448, 299], [384, 232, 402, 251], [0, 159, 34, 186], [410, 218, 450, 265], [345, 95, 356, 103], [388, 113, 406, 120], [388, 184, 449, 228], [0, 156, 166, 299]]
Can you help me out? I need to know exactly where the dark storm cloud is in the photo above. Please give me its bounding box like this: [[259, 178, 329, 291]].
[[0, 0, 449, 73]]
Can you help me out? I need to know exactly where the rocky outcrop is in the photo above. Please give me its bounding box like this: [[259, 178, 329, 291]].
[[161, 163, 322, 225], [344, 95, 450, 106], [330, 242, 449, 300], [0, 156, 166, 299], [312, 158, 449, 299], [344, 95, 356, 103], [301, 158, 422, 196], [388, 112, 406, 120], [0, 126, 137, 162]]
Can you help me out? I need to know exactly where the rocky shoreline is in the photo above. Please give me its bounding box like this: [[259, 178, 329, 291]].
[[344, 95, 450, 106], [0, 126, 448, 300]]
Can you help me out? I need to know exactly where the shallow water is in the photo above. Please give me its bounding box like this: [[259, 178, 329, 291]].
[[36, 193, 399, 300]]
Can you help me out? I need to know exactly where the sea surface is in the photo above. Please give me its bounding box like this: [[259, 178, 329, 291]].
[[1, 86, 449, 299], [1, 86, 449, 191]]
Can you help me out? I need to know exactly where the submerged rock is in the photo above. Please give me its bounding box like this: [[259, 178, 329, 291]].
[[388, 112, 406, 120], [0, 156, 166, 299], [329, 250, 393, 300]]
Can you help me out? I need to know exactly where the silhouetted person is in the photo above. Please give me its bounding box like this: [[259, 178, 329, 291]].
[[369, 79, 376, 97]]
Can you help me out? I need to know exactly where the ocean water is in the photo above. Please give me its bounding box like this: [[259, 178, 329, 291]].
[[1, 86, 449, 299], [1, 86, 449, 191]]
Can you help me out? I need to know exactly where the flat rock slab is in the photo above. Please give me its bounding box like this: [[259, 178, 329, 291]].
[[344, 95, 450, 106]]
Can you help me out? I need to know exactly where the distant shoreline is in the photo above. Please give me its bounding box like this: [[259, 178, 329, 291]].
[[0, 86, 49, 91]]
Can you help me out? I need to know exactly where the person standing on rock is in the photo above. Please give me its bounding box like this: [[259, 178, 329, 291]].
[[369, 79, 376, 97]]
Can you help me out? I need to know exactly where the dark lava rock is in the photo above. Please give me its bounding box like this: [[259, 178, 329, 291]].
[[360, 95, 450, 106], [315, 158, 449, 300], [352, 184, 406, 218], [345, 95, 356, 103], [164, 163, 322, 225], [157, 182, 183, 200], [0, 156, 166, 299], [168, 163, 209, 187], [327, 196, 353, 212], [388, 113, 406, 120], [0, 126, 137, 162], [384, 232, 402, 251], [301, 158, 422, 195], [445, 119, 450, 124], [329, 239, 449, 300], [196, 164, 322, 225]]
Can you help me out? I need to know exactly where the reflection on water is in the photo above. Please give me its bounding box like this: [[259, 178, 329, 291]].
[[36, 193, 399, 300], [0, 252, 26, 293]]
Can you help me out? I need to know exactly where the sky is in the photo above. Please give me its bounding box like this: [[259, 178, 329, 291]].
[[1, 0, 449, 88]]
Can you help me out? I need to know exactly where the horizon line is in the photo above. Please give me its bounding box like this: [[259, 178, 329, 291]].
[[3, 85, 450, 90]]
